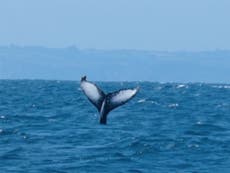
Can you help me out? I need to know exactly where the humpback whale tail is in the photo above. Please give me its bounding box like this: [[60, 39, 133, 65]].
[[80, 76, 139, 124]]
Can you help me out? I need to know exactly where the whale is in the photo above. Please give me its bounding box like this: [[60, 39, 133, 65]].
[[80, 76, 139, 124]]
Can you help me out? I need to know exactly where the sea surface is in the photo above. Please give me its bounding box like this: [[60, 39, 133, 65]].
[[0, 80, 230, 173]]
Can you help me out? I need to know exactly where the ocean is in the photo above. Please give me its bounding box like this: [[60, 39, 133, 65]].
[[0, 80, 230, 173]]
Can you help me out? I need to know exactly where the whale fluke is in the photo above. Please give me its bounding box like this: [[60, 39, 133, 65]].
[[80, 76, 139, 124], [80, 76, 105, 112]]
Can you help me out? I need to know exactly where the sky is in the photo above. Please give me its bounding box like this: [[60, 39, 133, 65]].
[[0, 0, 230, 51]]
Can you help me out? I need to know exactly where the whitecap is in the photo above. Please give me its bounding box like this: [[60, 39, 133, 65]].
[[196, 121, 202, 125], [216, 103, 229, 108], [137, 99, 146, 103], [212, 85, 230, 89], [176, 84, 186, 88], [168, 103, 179, 108], [0, 115, 5, 119], [151, 101, 160, 105], [188, 144, 199, 148], [223, 85, 230, 89]]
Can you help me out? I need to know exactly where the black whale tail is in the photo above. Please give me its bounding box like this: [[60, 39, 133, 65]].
[[80, 76, 139, 124]]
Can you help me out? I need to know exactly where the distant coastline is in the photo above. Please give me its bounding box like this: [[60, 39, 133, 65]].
[[0, 45, 230, 83]]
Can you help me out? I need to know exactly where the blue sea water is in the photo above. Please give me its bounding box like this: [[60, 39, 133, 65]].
[[0, 80, 230, 173]]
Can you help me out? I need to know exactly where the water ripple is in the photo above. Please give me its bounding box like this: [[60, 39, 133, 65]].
[[0, 80, 230, 172]]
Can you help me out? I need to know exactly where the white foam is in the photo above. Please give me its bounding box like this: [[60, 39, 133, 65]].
[[168, 103, 179, 108], [223, 86, 230, 89], [188, 144, 199, 148], [176, 84, 186, 88], [216, 103, 229, 108], [212, 85, 230, 89], [137, 99, 146, 103], [151, 101, 160, 105]]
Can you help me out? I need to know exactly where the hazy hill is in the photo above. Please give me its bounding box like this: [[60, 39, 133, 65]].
[[0, 46, 230, 83]]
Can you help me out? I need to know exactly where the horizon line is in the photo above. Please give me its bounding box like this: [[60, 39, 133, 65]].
[[0, 44, 230, 53], [0, 78, 230, 85]]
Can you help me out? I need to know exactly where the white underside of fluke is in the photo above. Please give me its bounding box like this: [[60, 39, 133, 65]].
[[80, 81, 101, 103], [110, 88, 138, 104]]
